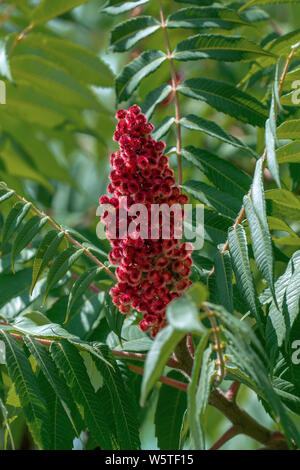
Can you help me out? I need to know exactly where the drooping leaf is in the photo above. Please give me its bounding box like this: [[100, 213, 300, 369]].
[[24, 336, 83, 438], [228, 224, 262, 323], [140, 326, 185, 406], [214, 251, 233, 314], [155, 370, 187, 450], [50, 341, 113, 449], [0, 331, 50, 449]]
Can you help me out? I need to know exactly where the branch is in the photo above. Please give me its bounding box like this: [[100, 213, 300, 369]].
[[0, 182, 116, 281], [209, 425, 241, 450], [158, 0, 182, 186]]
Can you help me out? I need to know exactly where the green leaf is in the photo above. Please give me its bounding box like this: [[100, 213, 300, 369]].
[[92, 345, 141, 450], [141, 84, 172, 119], [240, 0, 299, 12], [31, 0, 90, 25], [0, 188, 14, 204], [104, 291, 125, 342], [167, 296, 206, 334], [155, 371, 187, 451], [43, 247, 85, 304], [152, 117, 175, 141], [1, 202, 31, 254], [175, 0, 214, 4], [277, 142, 300, 164], [31, 231, 65, 295], [167, 7, 249, 30], [11, 216, 48, 272], [0, 331, 50, 448], [116, 50, 166, 103], [0, 268, 33, 311], [180, 114, 257, 157], [140, 326, 185, 406], [182, 180, 241, 219], [277, 120, 300, 140], [16, 33, 114, 87], [202, 210, 233, 246], [181, 146, 251, 200], [24, 336, 83, 438], [174, 34, 273, 62], [178, 78, 268, 127], [266, 188, 300, 219], [228, 224, 262, 323], [214, 251, 233, 314], [11, 56, 101, 110], [102, 0, 149, 15], [244, 194, 275, 302], [107, 324, 153, 352], [50, 341, 113, 449], [110, 16, 160, 52], [265, 252, 300, 353], [266, 118, 281, 187], [268, 216, 298, 237], [65, 267, 103, 324], [4, 83, 71, 128], [283, 264, 300, 340], [0, 37, 12, 82]]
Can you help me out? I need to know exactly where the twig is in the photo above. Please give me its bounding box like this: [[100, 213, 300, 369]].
[[209, 425, 241, 450], [128, 364, 188, 392], [158, 0, 182, 186], [226, 381, 241, 403]]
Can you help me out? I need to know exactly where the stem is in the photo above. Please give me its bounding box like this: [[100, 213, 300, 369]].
[[158, 0, 182, 186], [226, 381, 241, 403], [209, 425, 241, 450], [127, 362, 291, 449], [128, 364, 187, 392], [203, 304, 225, 384], [209, 388, 289, 449], [0, 182, 116, 281]]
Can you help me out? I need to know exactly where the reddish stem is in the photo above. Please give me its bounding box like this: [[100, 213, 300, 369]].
[[209, 425, 241, 450]]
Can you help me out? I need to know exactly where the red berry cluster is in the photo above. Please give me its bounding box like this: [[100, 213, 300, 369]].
[[100, 105, 193, 337]]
